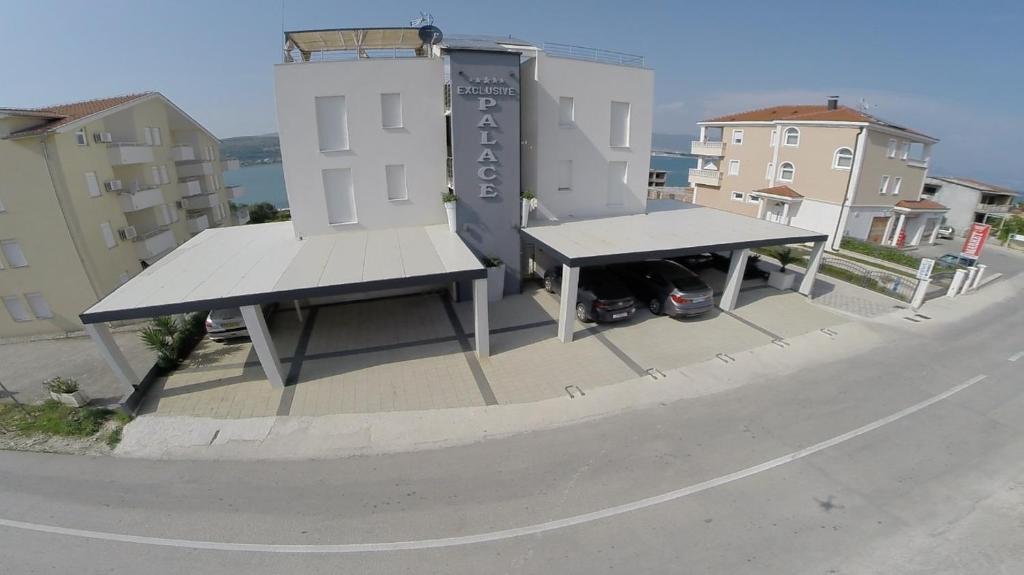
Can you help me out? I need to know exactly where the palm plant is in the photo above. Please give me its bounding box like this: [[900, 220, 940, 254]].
[[772, 247, 798, 273], [141, 316, 181, 371]]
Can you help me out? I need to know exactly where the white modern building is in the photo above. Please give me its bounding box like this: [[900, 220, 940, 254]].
[[922, 176, 1019, 237], [80, 26, 828, 398]]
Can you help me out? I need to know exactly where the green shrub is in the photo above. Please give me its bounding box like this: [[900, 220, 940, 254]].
[[1, 401, 115, 437], [839, 237, 921, 268], [140, 312, 208, 373], [44, 376, 79, 395]]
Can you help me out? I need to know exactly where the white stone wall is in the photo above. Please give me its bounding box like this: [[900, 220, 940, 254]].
[[274, 58, 448, 237]]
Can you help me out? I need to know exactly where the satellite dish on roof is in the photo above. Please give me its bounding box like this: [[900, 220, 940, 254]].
[[418, 25, 443, 45]]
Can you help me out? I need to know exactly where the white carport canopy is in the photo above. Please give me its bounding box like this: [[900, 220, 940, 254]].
[[82, 222, 488, 392], [520, 204, 829, 342]]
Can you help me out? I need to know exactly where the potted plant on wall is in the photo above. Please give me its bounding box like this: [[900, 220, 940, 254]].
[[442, 191, 458, 233], [483, 256, 505, 302], [520, 189, 538, 228], [45, 376, 89, 407], [767, 247, 798, 291]]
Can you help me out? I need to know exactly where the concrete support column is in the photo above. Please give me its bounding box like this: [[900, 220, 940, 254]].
[[781, 202, 791, 225], [473, 278, 489, 358], [947, 269, 967, 298], [84, 323, 139, 396], [240, 305, 285, 388], [719, 249, 750, 312], [757, 199, 767, 219], [910, 278, 931, 310], [891, 213, 907, 246], [929, 219, 941, 244], [971, 264, 987, 289], [882, 216, 896, 245], [799, 241, 827, 296], [962, 267, 979, 294], [556, 264, 580, 343]]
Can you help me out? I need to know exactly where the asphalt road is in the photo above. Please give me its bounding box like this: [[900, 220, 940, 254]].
[[1, 287, 1023, 573], [915, 239, 1024, 278]]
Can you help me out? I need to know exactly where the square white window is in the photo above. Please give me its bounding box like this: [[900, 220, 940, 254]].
[[100, 222, 117, 249], [765, 162, 775, 180], [85, 172, 101, 197], [323, 168, 356, 225], [728, 160, 740, 176], [75, 129, 88, 146], [899, 141, 909, 160], [879, 175, 890, 194], [887, 139, 897, 158], [558, 160, 573, 190], [316, 96, 350, 152], [606, 161, 628, 206], [381, 93, 403, 129], [159, 165, 170, 185], [25, 292, 53, 319], [731, 129, 744, 145], [747, 194, 761, 204], [144, 127, 154, 146], [2, 296, 32, 322], [731, 191, 745, 202], [559, 97, 575, 126], [153, 127, 162, 146], [892, 176, 902, 195], [1, 240, 28, 267], [610, 101, 631, 148], [385, 164, 408, 201]]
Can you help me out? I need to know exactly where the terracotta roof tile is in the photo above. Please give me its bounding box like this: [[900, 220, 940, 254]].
[[895, 199, 948, 211], [703, 104, 935, 140], [932, 176, 1018, 196], [753, 185, 802, 199], [6, 93, 153, 137]]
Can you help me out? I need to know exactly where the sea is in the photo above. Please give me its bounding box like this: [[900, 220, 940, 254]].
[[224, 155, 699, 209]]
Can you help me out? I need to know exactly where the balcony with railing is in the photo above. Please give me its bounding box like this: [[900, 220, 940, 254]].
[[223, 159, 241, 171], [975, 202, 1011, 214], [187, 214, 210, 234], [107, 143, 155, 166], [181, 193, 219, 210], [226, 185, 246, 199], [543, 42, 644, 68], [179, 178, 204, 197], [171, 144, 195, 162], [690, 140, 725, 156], [117, 185, 165, 212], [688, 168, 722, 187], [177, 161, 214, 178], [133, 227, 177, 261]]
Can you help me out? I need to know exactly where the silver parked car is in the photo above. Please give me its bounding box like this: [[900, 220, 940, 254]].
[[206, 308, 249, 341], [609, 260, 715, 318], [936, 225, 955, 240]]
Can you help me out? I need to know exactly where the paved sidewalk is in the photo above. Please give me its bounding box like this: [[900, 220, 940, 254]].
[[0, 329, 155, 405]]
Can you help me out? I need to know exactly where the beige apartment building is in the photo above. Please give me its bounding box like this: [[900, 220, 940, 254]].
[[690, 97, 947, 250], [0, 92, 246, 338]]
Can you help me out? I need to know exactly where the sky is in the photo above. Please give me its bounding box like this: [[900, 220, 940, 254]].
[[2, 0, 1022, 189]]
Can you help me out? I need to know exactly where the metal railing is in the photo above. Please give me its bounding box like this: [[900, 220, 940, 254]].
[[975, 203, 1010, 214], [821, 255, 917, 302], [284, 47, 421, 63], [543, 42, 645, 68]]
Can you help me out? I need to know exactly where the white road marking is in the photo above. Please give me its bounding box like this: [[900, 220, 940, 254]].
[[1009, 351, 1023, 362], [0, 374, 989, 554]]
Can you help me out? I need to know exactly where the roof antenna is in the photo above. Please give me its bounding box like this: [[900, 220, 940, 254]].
[[410, 12, 434, 26], [859, 97, 874, 112]]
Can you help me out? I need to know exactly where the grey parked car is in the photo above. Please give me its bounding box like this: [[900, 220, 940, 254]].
[[543, 267, 637, 323], [609, 260, 714, 318], [206, 303, 279, 342], [936, 225, 955, 240]]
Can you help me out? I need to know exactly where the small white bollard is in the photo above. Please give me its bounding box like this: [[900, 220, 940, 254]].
[[947, 269, 967, 298], [910, 278, 931, 310], [962, 266, 978, 294], [971, 264, 987, 289]]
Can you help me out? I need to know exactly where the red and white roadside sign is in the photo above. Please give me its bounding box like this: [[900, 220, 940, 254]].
[[961, 223, 991, 260]]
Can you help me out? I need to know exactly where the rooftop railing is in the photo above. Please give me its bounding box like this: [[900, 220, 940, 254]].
[[543, 42, 645, 68]]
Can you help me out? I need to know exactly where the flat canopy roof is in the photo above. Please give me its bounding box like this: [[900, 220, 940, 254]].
[[285, 28, 426, 54], [81, 223, 485, 324], [520, 203, 828, 267]]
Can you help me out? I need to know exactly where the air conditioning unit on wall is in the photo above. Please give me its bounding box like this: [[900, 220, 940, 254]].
[[117, 226, 137, 241], [93, 132, 113, 143], [105, 179, 123, 192]]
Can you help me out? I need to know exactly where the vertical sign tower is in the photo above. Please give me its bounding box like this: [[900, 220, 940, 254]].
[[448, 49, 523, 295]]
